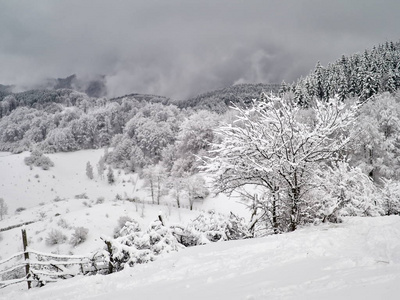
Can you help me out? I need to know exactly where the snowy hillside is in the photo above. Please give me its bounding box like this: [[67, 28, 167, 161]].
[[3, 216, 400, 300], [0, 150, 245, 260], [1, 150, 400, 299], [0, 149, 244, 216]]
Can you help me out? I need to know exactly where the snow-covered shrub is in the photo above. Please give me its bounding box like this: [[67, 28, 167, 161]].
[[53, 196, 64, 202], [1, 266, 25, 281], [113, 216, 134, 238], [103, 220, 183, 272], [15, 207, 26, 214], [171, 211, 251, 247], [96, 197, 105, 204], [70, 227, 89, 246], [24, 150, 54, 170], [57, 218, 70, 229], [74, 193, 88, 199], [45, 229, 67, 245]]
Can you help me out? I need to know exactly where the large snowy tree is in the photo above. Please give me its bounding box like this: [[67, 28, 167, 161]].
[[202, 94, 358, 233]]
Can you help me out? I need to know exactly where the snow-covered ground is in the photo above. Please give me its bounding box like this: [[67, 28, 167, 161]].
[[2, 216, 400, 300], [0, 150, 245, 215], [1, 150, 400, 299], [0, 150, 242, 260]]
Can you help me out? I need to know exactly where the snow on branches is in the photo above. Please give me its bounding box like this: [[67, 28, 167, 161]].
[[202, 94, 360, 232]]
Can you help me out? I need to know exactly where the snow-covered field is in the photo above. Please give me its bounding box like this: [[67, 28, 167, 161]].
[[0, 150, 244, 215], [1, 150, 400, 299], [3, 216, 400, 300], [0, 150, 244, 259]]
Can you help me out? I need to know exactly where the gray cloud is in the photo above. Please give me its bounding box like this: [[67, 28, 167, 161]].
[[0, 0, 399, 99]]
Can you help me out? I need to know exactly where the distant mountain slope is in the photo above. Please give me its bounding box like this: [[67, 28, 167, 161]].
[[178, 83, 282, 113], [43, 74, 107, 98], [110, 92, 171, 105], [0, 84, 13, 100]]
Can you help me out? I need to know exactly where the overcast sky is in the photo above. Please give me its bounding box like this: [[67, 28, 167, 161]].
[[0, 0, 399, 99]]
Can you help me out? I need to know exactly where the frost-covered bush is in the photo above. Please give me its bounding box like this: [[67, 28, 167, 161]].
[[74, 193, 88, 199], [15, 207, 26, 214], [24, 150, 54, 170], [53, 196, 64, 202], [96, 197, 105, 204], [113, 216, 134, 238], [70, 227, 89, 246], [45, 229, 67, 245], [171, 211, 251, 247], [1, 266, 25, 281], [57, 218, 70, 229], [103, 220, 183, 272]]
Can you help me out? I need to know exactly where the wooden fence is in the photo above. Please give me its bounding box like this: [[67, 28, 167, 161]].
[[0, 203, 230, 290], [0, 229, 107, 290]]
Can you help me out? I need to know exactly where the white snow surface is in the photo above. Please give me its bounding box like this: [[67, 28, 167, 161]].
[[0, 150, 244, 215], [2, 216, 400, 300], [1, 150, 400, 299]]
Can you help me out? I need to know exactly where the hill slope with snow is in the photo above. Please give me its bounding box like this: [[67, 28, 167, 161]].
[[1, 150, 400, 299], [3, 216, 400, 300]]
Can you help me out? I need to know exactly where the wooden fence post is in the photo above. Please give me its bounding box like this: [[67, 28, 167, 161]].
[[158, 213, 164, 226], [101, 239, 114, 274], [21, 228, 31, 289]]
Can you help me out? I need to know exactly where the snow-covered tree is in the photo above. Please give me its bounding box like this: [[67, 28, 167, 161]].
[[142, 164, 168, 205], [86, 161, 94, 180], [171, 110, 220, 175], [202, 94, 358, 232], [380, 179, 400, 215], [97, 155, 106, 179], [185, 174, 209, 210], [24, 150, 54, 170], [41, 127, 77, 152], [312, 161, 381, 223], [348, 93, 400, 182], [168, 176, 186, 208]]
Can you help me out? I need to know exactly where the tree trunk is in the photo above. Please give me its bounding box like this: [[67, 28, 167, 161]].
[[289, 186, 300, 232], [271, 190, 280, 234]]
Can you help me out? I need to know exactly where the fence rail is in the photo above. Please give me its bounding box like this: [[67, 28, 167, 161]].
[[0, 229, 107, 290]]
